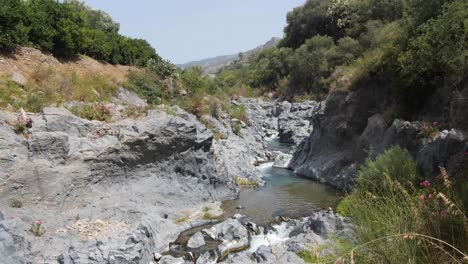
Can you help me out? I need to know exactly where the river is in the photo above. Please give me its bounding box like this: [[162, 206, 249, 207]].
[[222, 133, 342, 225]]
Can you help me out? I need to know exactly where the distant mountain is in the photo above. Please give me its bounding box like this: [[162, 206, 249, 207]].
[[178, 37, 280, 74]]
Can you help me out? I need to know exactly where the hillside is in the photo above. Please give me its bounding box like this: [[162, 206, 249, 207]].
[[0, 47, 136, 85], [179, 37, 280, 74]]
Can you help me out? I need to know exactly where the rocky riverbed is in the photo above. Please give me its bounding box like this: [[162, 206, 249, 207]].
[[1, 88, 465, 263], [0, 90, 325, 263]]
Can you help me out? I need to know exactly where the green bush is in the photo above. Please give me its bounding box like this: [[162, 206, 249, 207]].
[[0, 0, 29, 51], [1, 0, 161, 66], [338, 146, 467, 263], [124, 71, 170, 105]]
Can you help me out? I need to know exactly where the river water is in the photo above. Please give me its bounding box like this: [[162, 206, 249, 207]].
[[222, 134, 342, 225]]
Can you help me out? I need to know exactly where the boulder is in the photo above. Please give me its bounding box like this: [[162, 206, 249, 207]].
[[10, 71, 27, 86], [114, 87, 148, 107], [187, 232, 205, 248], [203, 217, 250, 259], [272, 152, 292, 169]]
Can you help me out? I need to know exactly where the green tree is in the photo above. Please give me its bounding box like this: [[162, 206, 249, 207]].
[[0, 0, 29, 51], [281, 0, 343, 49]]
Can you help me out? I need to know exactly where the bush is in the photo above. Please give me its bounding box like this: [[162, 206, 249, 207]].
[[71, 102, 112, 121], [9, 197, 23, 208], [0, 0, 29, 51], [338, 146, 467, 263], [229, 105, 249, 124], [124, 71, 169, 105]]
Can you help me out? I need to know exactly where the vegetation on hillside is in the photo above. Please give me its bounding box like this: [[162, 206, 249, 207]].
[[215, 0, 467, 115], [0, 0, 162, 66]]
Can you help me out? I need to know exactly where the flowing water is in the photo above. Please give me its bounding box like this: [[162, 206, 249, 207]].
[[166, 133, 342, 258], [222, 134, 342, 226]]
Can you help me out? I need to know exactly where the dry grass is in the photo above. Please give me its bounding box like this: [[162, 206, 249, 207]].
[[0, 47, 137, 86], [69, 219, 129, 241]]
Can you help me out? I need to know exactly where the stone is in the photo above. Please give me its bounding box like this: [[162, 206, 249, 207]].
[[10, 71, 27, 86], [252, 245, 276, 263], [113, 87, 148, 107], [196, 250, 217, 264], [272, 151, 292, 169], [187, 232, 205, 248], [158, 255, 187, 264]]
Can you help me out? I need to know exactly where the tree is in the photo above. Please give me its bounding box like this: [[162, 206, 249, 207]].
[[0, 0, 29, 51], [281, 0, 343, 49]]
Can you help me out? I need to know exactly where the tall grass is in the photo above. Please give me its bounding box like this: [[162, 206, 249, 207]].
[[337, 146, 467, 263], [0, 67, 117, 112]]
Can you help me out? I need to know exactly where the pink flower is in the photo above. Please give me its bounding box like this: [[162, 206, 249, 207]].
[[35, 220, 43, 225], [420, 180, 431, 188], [428, 193, 433, 199], [419, 194, 425, 200], [105, 105, 112, 111], [432, 121, 438, 126]]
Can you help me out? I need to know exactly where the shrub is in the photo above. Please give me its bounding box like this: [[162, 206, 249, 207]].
[[235, 176, 259, 187], [9, 197, 23, 208], [419, 121, 440, 139], [337, 146, 467, 263], [229, 105, 249, 125], [0, 0, 29, 51], [124, 71, 169, 105], [30, 220, 45, 236], [71, 102, 112, 121], [13, 120, 29, 135]]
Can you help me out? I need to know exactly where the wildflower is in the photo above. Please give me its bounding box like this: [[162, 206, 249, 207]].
[[35, 220, 43, 225], [105, 105, 112, 111], [419, 194, 425, 200], [420, 180, 431, 188], [428, 193, 433, 199], [432, 121, 438, 126]]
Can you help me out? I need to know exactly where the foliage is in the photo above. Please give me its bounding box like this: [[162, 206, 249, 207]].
[[1, 0, 160, 65], [30, 220, 45, 236], [229, 105, 249, 124], [147, 58, 177, 79], [234, 176, 259, 187], [124, 71, 170, 105], [9, 197, 23, 208], [0, 0, 29, 51], [338, 146, 467, 263], [71, 102, 112, 121], [398, 0, 468, 111], [419, 122, 440, 139]]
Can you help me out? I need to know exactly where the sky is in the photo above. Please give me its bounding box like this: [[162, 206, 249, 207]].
[[81, 0, 305, 64]]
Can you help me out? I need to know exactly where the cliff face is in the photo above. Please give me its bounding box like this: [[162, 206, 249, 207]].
[[290, 85, 468, 190]]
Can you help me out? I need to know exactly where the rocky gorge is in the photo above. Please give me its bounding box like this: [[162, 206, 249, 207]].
[[0, 85, 466, 263], [0, 88, 337, 263]]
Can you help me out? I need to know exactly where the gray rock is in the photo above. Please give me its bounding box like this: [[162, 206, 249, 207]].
[[114, 87, 148, 107], [10, 71, 27, 86], [204, 217, 250, 259], [290, 88, 467, 190], [196, 250, 217, 264], [187, 232, 205, 248], [158, 255, 187, 264], [252, 245, 276, 263], [272, 152, 292, 169]]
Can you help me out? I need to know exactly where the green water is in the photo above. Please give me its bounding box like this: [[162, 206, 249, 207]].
[[223, 136, 342, 225]]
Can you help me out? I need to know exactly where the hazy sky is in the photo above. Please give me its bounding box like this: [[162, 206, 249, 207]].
[[81, 0, 305, 64]]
